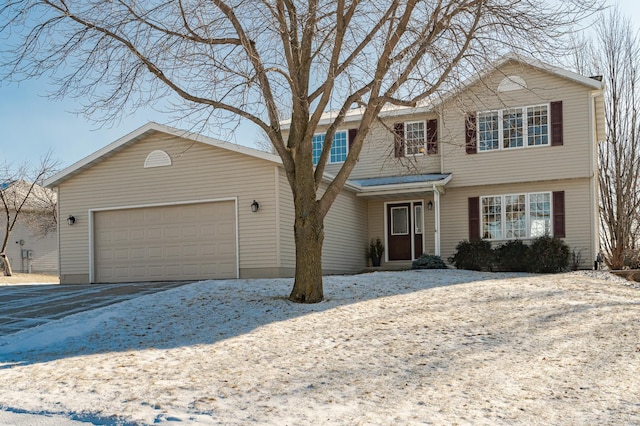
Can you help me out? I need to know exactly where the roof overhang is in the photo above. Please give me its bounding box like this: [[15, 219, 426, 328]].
[[44, 122, 283, 188], [349, 173, 452, 198], [280, 53, 605, 131]]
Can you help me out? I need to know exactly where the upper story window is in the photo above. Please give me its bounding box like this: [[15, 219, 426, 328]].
[[405, 121, 426, 155], [393, 119, 438, 157], [477, 104, 548, 152], [312, 130, 348, 165], [467, 101, 561, 154]]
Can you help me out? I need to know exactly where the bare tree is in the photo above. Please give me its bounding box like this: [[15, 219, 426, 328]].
[[1, 0, 599, 301], [575, 9, 640, 269], [0, 152, 59, 276]]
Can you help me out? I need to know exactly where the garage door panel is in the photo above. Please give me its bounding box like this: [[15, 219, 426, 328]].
[[94, 201, 236, 283]]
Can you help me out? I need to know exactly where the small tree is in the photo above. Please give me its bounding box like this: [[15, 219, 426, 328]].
[[0, 153, 58, 276], [571, 8, 640, 269]]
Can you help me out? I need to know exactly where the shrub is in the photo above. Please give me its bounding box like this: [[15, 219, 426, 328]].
[[527, 235, 570, 273], [495, 240, 530, 272], [448, 239, 494, 271], [570, 248, 584, 271], [623, 249, 640, 269], [412, 254, 447, 269]]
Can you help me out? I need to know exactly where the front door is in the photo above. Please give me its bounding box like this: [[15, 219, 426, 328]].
[[387, 202, 423, 261]]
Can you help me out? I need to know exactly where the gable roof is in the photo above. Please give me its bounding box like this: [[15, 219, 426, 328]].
[[44, 122, 282, 187], [1, 180, 57, 211], [283, 53, 604, 128]]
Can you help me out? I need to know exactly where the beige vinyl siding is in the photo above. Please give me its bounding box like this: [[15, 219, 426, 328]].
[[1, 218, 58, 274], [317, 117, 442, 180], [277, 169, 295, 273], [439, 178, 596, 268], [276, 169, 368, 274], [440, 62, 597, 188], [57, 131, 278, 281], [321, 184, 368, 274]]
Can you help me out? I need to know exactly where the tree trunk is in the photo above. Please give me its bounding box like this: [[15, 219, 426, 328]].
[[0, 253, 13, 276], [288, 199, 325, 304]]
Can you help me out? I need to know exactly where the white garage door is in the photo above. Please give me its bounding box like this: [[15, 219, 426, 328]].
[[93, 201, 236, 283]]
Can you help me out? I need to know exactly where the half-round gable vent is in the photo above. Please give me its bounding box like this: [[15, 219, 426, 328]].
[[144, 150, 172, 168], [498, 75, 527, 92]]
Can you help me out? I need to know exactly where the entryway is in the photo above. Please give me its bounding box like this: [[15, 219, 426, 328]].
[[386, 201, 423, 261]]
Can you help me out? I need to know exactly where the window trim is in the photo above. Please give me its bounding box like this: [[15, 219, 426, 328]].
[[404, 120, 427, 156], [479, 192, 552, 241], [476, 103, 550, 153], [414, 204, 423, 235], [390, 206, 410, 236], [312, 130, 349, 165]]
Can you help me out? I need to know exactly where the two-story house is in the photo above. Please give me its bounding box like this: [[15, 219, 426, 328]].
[[45, 54, 604, 284]]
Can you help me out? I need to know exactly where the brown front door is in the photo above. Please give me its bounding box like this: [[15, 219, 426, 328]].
[[387, 202, 424, 261], [388, 203, 411, 260]]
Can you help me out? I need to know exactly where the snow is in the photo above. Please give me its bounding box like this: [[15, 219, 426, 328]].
[[1, 269, 639, 425]]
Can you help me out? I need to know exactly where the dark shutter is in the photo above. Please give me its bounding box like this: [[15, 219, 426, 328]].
[[553, 191, 565, 238], [348, 128, 358, 150], [426, 119, 438, 154], [468, 197, 480, 240], [465, 113, 477, 154], [393, 122, 405, 157], [550, 101, 563, 146]]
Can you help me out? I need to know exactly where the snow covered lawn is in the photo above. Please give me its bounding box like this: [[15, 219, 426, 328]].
[[1, 270, 639, 425]]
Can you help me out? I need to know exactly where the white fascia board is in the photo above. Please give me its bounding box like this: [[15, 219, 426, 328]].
[[45, 122, 282, 188], [501, 53, 604, 90], [354, 174, 452, 197]]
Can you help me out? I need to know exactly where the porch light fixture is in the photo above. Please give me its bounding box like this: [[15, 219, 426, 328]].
[[67, 215, 76, 225], [427, 201, 434, 211], [251, 200, 260, 213]]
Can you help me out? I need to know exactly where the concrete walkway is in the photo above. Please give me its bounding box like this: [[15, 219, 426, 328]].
[[0, 281, 194, 336]]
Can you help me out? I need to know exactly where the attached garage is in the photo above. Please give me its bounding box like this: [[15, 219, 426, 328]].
[[92, 200, 237, 283], [44, 122, 368, 284]]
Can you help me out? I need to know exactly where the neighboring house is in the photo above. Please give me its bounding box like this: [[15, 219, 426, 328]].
[[1, 181, 58, 274], [45, 54, 604, 284]]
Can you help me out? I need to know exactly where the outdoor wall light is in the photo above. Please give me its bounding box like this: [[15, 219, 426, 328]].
[[251, 200, 260, 213], [67, 215, 76, 226], [427, 201, 434, 211]]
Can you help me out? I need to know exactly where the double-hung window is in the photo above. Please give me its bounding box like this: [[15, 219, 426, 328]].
[[405, 121, 426, 155], [478, 104, 548, 152], [312, 130, 348, 165], [481, 192, 551, 240]]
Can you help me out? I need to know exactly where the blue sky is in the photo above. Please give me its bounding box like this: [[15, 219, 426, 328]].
[[0, 0, 635, 170]]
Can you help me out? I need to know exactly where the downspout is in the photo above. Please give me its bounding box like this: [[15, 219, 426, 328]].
[[589, 91, 600, 268], [433, 184, 441, 256], [436, 112, 444, 256]]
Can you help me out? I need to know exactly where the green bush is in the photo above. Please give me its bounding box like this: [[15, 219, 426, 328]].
[[412, 254, 448, 269], [495, 240, 530, 272], [448, 239, 494, 271], [527, 235, 570, 273]]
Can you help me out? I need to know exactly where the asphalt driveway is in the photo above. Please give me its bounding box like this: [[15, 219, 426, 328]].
[[0, 281, 194, 336]]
